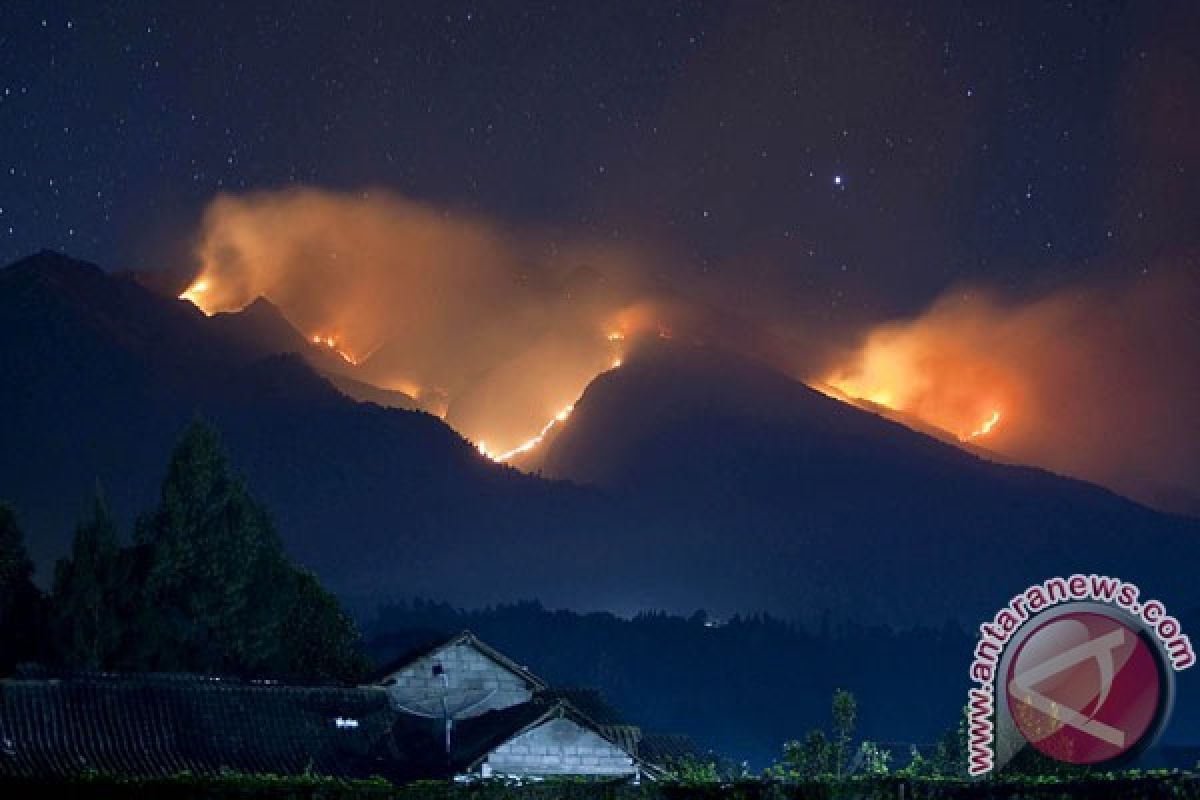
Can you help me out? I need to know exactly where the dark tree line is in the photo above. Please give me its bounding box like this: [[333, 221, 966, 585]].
[[366, 600, 986, 769], [0, 421, 369, 683]]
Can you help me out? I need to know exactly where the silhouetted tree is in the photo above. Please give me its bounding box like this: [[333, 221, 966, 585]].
[[771, 729, 832, 780], [123, 420, 366, 682], [132, 421, 292, 673], [929, 710, 967, 777], [51, 489, 128, 669], [831, 688, 857, 777], [278, 568, 372, 683], [0, 503, 47, 671], [770, 688, 863, 780]]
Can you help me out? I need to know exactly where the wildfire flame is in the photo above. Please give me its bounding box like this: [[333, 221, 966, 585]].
[[821, 322, 1013, 449], [179, 278, 212, 310], [311, 333, 360, 366], [966, 410, 1002, 441], [478, 404, 575, 463]]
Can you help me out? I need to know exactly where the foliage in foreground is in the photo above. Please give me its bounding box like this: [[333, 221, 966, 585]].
[[4, 771, 1200, 800], [3, 420, 371, 683]]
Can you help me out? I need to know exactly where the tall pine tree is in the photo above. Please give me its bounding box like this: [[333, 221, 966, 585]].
[[278, 568, 372, 683], [134, 420, 294, 675], [124, 420, 369, 682], [0, 503, 47, 672], [51, 489, 128, 670]]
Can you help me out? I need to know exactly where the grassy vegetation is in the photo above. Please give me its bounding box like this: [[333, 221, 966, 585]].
[[4, 772, 1200, 800]]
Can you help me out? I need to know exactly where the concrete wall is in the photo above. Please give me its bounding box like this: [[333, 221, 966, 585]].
[[380, 641, 534, 718], [482, 717, 637, 777]]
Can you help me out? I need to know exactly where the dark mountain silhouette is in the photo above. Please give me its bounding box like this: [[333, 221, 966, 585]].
[[1, 251, 1198, 626], [539, 341, 1200, 622], [206, 296, 418, 409], [0, 252, 630, 608]]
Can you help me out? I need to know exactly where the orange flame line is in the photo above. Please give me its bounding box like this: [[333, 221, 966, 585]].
[[965, 410, 1002, 441]]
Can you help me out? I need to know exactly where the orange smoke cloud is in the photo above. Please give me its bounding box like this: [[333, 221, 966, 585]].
[[185, 188, 651, 454], [183, 188, 1199, 513], [819, 269, 1200, 513]]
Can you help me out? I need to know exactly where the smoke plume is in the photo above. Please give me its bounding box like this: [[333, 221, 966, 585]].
[[184, 187, 1200, 514], [185, 188, 671, 452], [819, 268, 1200, 513]]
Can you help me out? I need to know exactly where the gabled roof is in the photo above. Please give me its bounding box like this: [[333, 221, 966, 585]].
[[535, 687, 642, 755], [534, 687, 628, 725], [639, 733, 706, 765], [388, 695, 648, 777], [454, 698, 639, 773], [371, 630, 547, 690], [0, 673, 401, 780]]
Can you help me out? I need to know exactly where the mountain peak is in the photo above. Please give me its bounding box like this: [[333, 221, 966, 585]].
[[213, 294, 295, 332], [2, 250, 108, 285]]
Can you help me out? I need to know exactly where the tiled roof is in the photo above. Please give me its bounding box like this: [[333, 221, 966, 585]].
[[534, 687, 628, 726], [0, 673, 402, 780], [0, 666, 712, 781], [639, 733, 705, 765]]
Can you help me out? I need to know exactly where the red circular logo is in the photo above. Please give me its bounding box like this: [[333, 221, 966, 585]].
[[1005, 611, 1165, 765]]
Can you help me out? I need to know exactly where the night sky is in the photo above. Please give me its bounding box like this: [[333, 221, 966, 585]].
[[4, 1, 1198, 325]]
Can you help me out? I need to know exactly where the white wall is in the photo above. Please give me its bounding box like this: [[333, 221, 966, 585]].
[[380, 641, 534, 718], [483, 717, 637, 777]]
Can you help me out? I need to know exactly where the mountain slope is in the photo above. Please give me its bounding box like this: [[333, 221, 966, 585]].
[[0, 252, 632, 608], [540, 342, 1200, 622], [206, 296, 418, 409], [2, 252, 1197, 625]]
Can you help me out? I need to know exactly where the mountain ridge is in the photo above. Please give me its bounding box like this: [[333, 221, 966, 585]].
[[1, 251, 1196, 625]]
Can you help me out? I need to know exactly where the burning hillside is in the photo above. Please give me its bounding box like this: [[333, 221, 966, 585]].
[[815, 271, 1200, 512], [174, 187, 1200, 512], [178, 188, 652, 458]]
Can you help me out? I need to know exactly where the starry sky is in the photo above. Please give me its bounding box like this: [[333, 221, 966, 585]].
[[2, 1, 1199, 323]]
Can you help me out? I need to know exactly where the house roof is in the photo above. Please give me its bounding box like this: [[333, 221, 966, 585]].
[[0, 668, 695, 782], [639, 733, 706, 765], [370, 630, 547, 690], [388, 697, 638, 776], [534, 687, 628, 726], [455, 698, 643, 774], [0, 673, 402, 780]]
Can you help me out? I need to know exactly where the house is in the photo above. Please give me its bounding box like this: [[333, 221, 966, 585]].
[[0, 631, 703, 783], [371, 631, 665, 780]]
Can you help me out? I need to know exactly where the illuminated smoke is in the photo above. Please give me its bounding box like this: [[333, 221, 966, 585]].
[[179, 277, 211, 307], [180, 188, 1198, 512], [184, 188, 646, 454], [818, 269, 1200, 512]]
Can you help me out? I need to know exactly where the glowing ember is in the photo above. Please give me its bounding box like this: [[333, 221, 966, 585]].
[[965, 410, 1002, 441], [478, 404, 575, 462], [610, 357, 623, 369], [607, 331, 625, 341]]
